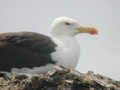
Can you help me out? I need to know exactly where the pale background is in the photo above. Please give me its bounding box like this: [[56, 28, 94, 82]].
[[0, 0, 120, 80]]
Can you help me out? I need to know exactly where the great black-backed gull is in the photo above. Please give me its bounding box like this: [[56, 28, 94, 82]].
[[0, 17, 98, 74]]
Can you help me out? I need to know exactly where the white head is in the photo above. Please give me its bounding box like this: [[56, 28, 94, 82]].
[[50, 17, 98, 38]]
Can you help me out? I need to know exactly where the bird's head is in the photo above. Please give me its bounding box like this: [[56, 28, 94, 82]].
[[51, 17, 98, 38]]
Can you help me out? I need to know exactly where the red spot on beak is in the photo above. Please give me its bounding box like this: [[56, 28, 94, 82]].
[[90, 31, 97, 35], [89, 28, 98, 35]]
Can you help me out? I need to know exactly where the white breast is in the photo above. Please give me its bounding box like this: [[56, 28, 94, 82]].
[[51, 36, 80, 69]]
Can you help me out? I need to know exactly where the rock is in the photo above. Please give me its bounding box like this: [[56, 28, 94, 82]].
[[0, 66, 119, 90]]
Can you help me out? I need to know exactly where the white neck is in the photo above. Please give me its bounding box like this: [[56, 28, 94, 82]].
[[50, 35, 80, 69]]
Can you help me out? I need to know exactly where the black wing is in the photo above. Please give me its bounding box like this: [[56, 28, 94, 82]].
[[0, 32, 57, 71]]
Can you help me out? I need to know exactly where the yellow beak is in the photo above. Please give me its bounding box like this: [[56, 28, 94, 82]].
[[78, 26, 98, 35]]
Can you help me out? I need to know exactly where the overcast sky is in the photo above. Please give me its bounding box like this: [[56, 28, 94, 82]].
[[0, 0, 120, 80]]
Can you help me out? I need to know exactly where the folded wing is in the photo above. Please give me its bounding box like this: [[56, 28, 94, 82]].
[[0, 32, 57, 71]]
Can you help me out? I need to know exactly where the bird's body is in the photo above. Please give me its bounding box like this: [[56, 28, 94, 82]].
[[0, 32, 80, 73], [0, 17, 98, 74]]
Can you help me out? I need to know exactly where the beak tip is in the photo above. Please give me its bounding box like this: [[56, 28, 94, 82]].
[[90, 27, 98, 35]]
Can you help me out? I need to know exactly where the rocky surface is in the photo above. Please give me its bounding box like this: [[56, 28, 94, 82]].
[[0, 66, 119, 90]]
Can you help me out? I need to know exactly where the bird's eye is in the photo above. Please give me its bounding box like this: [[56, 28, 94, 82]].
[[65, 22, 71, 25]]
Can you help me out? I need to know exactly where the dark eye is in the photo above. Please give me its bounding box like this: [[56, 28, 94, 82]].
[[65, 22, 71, 25]]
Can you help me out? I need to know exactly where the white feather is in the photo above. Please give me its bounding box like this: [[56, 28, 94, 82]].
[[51, 36, 80, 69]]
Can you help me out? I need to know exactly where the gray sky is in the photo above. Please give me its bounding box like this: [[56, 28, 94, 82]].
[[0, 0, 120, 80]]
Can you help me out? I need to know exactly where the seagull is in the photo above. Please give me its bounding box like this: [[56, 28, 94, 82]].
[[0, 17, 98, 74]]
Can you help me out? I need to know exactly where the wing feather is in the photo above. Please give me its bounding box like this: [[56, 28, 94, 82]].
[[0, 32, 57, 71]]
